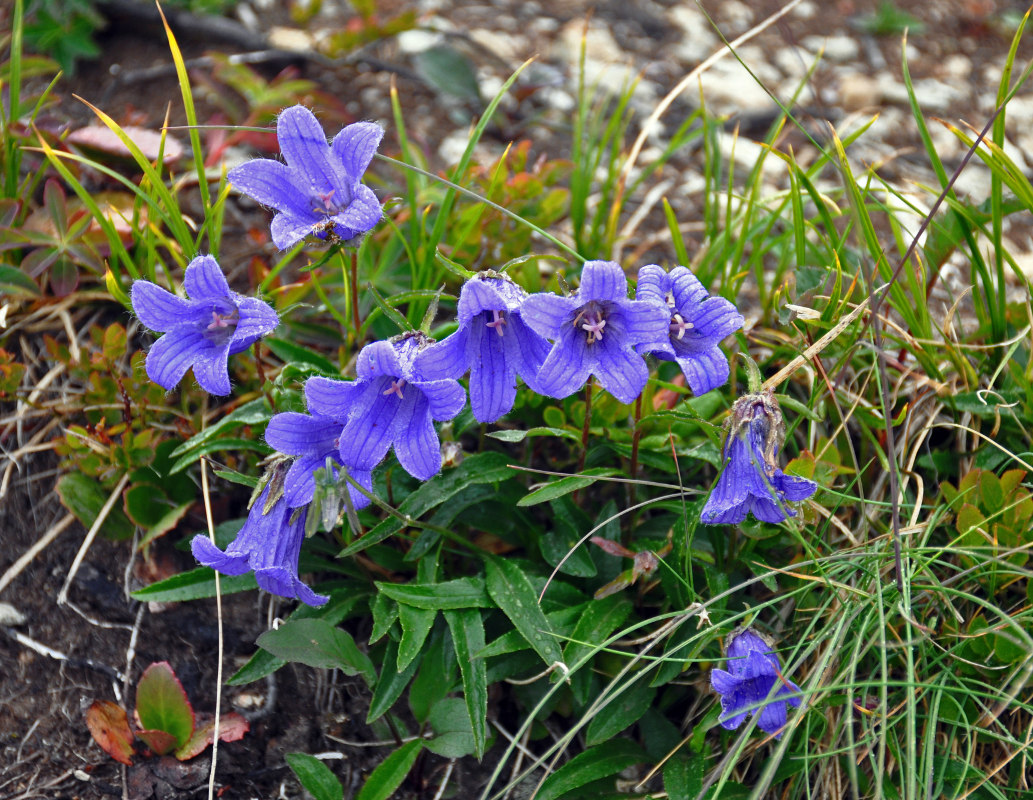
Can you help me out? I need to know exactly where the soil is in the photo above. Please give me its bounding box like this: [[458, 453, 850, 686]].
[[2, 0, 1030, 798]]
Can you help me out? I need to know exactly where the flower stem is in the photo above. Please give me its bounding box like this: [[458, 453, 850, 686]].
[[574, 378, 593, 503], [350, 250, 362, 338]]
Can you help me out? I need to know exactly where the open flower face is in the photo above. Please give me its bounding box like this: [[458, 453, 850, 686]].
[[302, 333, 466, 483], [191, 485, 328, 607], [520, 260, 670, 404], [131, 254, 279, 396], [635, 264, 744, 396], [710, 627, 802, 738], [227, 105, 384, 250], [414, 273, 550, 423], [700, 391, 817, 525]]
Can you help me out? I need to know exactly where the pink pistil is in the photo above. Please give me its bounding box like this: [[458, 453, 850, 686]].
[[669, 313, 693, 340], [207, 311, 233, 330], [383, 378, 406, 399], [315, 189, 336, 213], [581, 314, 607, 344], [485, 309, 507, 337]]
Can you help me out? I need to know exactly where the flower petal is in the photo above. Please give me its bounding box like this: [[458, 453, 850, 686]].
[[131, 281, 195, 332], [756, 699, 788, 737], [305, 376, 359, 420], [191, 341, 233, 395], [184, 255, 230, 301], [468, 321, 516, 422], [227, 158, 311, 218], [231, 296, 280, 352], [614, 298, 670, 349], [457, 277, 508, 324], [392, 391, 441, 480], [270, 212, 319, 251], [691, 295, 744, 339], [417, 379, 467, 421], [535, 327, 593, 399], [338, 380, 397, 471], [276, 105, 340, 196], [520, 292, 578, 340], [634, 264, 669, 305], [265, 412, 342, 456], [710, 668, 741, 696], [592, 337, 649, 405], [508, 316, 551, 390], [356, 339, 403, 380], [674, 346, 730, 396], [190, 535, 250, 575], [283, 453, 336, 508], [344, 466, 374, 511], [669, 266, 709, 310], [331, 121, 384, 177], [413, 328, 469, 381], [578, 260, 627, 302], [775, 472, 818, 502], [330, 183, 382, 239], [145, 329, 204, 391]]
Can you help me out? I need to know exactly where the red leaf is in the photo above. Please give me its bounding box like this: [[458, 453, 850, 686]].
[[175, 712, 249, 761], [590, 536, 634, 558], [135, 727, 179, 756], [85, 699, 136, 765], [135, 662, 195, 749]]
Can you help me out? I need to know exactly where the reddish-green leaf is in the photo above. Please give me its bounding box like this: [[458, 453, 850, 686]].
[[135, 662, 195, 750], [85, 699, 136, 765], [175, 712, 249, 760], [135, 727, 179, 756]]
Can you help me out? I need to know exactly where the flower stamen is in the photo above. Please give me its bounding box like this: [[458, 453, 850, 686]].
[[670, 313, 694, 340]]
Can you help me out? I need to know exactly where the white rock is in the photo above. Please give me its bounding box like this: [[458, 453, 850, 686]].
[[267, 26, 315, 53], [722, 0, 754, 28], [469, 29, 526, 62], [838, 72, 882, 112], [794, 0, 817, 18], [697, 59, 774, 114], [397, 29, 444, 55], [669, 5, 721, 63], [803, 34, 861, 63], [941, 54, 972, 82], [0, 603, 26, 626]]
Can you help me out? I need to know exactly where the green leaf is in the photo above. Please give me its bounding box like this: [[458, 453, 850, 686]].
[[413, 45, 481, 102], [354, 740, 422, 800], [664, 754, 704, 800], [227, 594, 364, 685], [425, 697, 476, 758], [257, 619, 375, 685], [397, 604, 436, 672], [168, 397, 271, 460], [339, 451, 515, 557], [375, 577, 492, 610], [445, 609, 488, 758], [487, 426, 580, 443], [56, 473, 134, 540], [535, 738, 647, 800], [169, 437, 272, 474], [585, 678, 655, 745], [0, 265, 40, 295], [367, 638, 422, 724], [135, 662, 195, 751], [563, 595, 632, 668], [286, 753, 343, 800], [517, 468, 620, 507], [485, 557, 564, 668], [131, 566, 259, 602], [264, 337, 339, 374]]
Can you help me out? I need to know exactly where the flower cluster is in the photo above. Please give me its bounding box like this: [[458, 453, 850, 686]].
[[710, 627, 802, 738]]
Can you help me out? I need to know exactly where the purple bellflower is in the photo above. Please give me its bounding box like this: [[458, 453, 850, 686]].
[[414, 272, 550, 423], [710, 626, 802, 738], [635, 264, 744, 395], [131, 254, 279, 396], [520, 260, 670, 404], [191, 483, 328, 607], [303, 332, 466, 481], [700, 390, 817, 525], [265, 399, 373, 512], [227, 105, 384, 250]]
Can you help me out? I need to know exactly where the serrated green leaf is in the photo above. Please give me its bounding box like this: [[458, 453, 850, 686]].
[[257, 619, 375, 685], [375, 577, 492, 610], [485, 557, 564, 668], [131, 566, 258, 602], [517, 468, 620, 507], [535, 738, 647, 800], [286, 753, 343, 800], [397, 604, 436, 672], [445, 609, 487, 758], [354, 740, 422, 800]]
